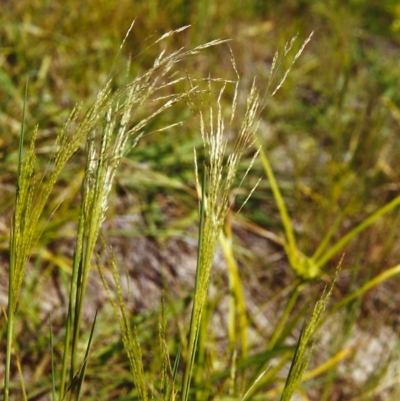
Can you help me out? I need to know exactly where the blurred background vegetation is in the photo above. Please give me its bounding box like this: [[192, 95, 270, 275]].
[[2, 0, 400, 400]]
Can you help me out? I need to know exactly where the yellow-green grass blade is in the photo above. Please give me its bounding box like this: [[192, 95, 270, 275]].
[[181, 171, 207, 401], [219, 226, 249, 359], [49, 315, 56, 401], [4, 80, 29, 401], [314, 195, 400, 270], [327, 263, 400, 318], [257, 142, 310, 278], [74, 309, 98, 401]]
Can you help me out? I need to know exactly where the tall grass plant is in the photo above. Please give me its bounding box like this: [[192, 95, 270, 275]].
[[2, 2, 400, 400]]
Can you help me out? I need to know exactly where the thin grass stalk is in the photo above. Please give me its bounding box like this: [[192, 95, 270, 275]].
[[327, 263, 400, 318], [242, 353, 293, 401], [257, 144, 297, 264], [183, 113, 224, 400], [14, 343, 27, 401], [3, 153, 16, 401], [302, 347, 353, 382], [67, 124, 119, 395], [241, 368, 270, 401], [3, 313, 28, 401], [170, 348, 181, 401], [279, 268, 339, 401], [311, 205, 350, 263], [257, 142, 319, 279], [59, 98, 121, 399], [267, 284, 303, 352], [73, 310, 98, 401], [158, 300, 171, 401], [195, 302, 214, 400], [4, 81, 28, 401], [49, 315, 56, 401], [181, 172, 207, 401]]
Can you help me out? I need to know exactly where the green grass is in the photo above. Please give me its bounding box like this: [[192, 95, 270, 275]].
[[2, 1, 400, 400]]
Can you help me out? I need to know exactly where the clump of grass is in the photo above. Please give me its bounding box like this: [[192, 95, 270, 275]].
[[3, 26, 227, 401], [96, 67, 262, 400], [94, 36, 353, 401], [3, 13, 400, 401]]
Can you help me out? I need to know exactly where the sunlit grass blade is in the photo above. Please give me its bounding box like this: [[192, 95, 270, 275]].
[[302, 346, 355, 382], [2, 310, 28, 401], [49, 315, 56, 401], [74, 310, 98, 401], [169, 347, 181, 401], [311, 205, 350, 263], [257, 141, 296, 257], [314, 195, 400, 270], [241, 367, 271, 401], [181, 171, 207, 401], [257, 141, 319, 279], [219, 223, 248, 358], [267, 283, 304, 352], [4, 80, 29, 401], [242, 353, 293, 401], [327, 263, 400, 318]]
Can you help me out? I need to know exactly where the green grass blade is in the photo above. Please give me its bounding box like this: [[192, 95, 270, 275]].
[[74, 309, 98, 401], [257, 141, 297, 254], [219, 228, 248, 358], [314, 195, 400, 270], [267, 283, 303, 351], [242, 352, 293, 401], [181, 171, 207, 401], [327, 263, 400, 318], [311, 205, 350, 263], [169, 347, 181, 401], [49, 315, 56, 401], [4, 80, 28, 401], [258, 140, 321, 279]]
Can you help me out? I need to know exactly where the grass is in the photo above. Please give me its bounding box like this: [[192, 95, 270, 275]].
[[2, 1, 400, 400]]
